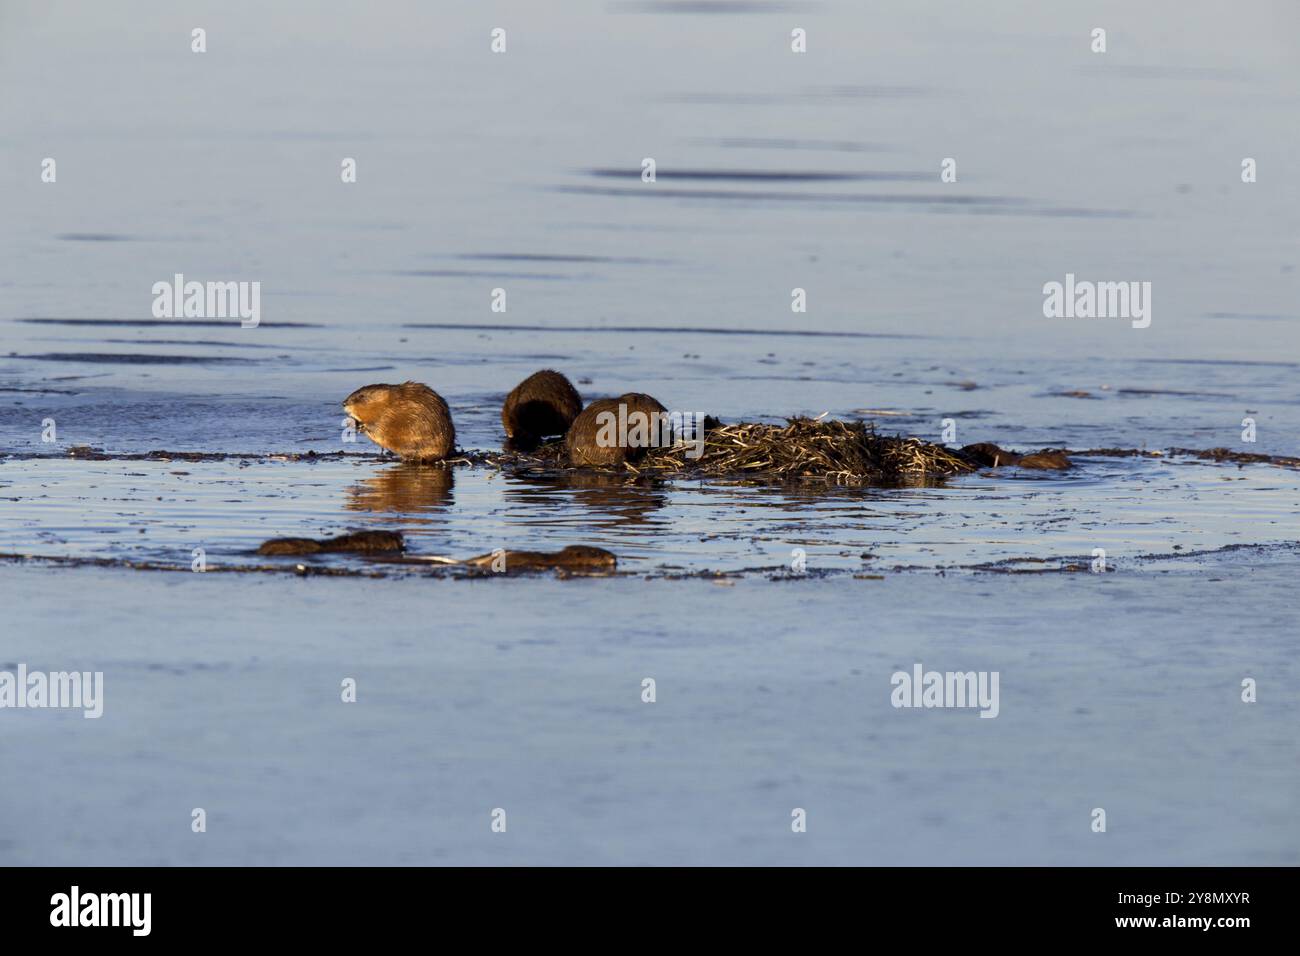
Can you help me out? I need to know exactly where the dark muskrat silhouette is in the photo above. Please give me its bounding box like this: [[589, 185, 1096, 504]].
[[462, 544, 616, 573], [565, 392, 669, 466], [342, 381, 455, 462], [961, 443, 1073, 470], [257, 530, 405, 556], [501, 369, 583, 449]]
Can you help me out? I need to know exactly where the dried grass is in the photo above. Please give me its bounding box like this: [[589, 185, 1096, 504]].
[[490, 416, 975, 487]]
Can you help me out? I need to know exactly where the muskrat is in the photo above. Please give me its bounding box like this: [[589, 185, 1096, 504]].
[[462, 544, 617, 573], [342, 382, 455, 462], [960, 443, 1072, 470], [502, 369, 583, 448], [565, 392, 669, 466], [960, 443, 1020, 468], [257, 530, 405, 556], [1016, 449, 1073, 470]]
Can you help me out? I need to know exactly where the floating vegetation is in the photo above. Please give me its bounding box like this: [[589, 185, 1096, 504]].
[[486, 417, 978, 487]]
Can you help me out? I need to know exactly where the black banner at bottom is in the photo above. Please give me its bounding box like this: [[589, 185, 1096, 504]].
[[0, 866, 1280, 941]]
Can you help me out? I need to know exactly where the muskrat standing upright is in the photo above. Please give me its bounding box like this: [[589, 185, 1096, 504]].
[[501, 369, 583, 448], [342, 381, 455, 462], [566, 392, 669, 466]]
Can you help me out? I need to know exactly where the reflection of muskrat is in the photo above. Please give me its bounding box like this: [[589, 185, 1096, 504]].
[[566, 392, 668, 466], [342, 382, 455, 462], [346, 462, 454, 514], [502, 369, 583, 447]]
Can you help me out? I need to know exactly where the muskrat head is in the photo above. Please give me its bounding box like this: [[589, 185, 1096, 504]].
[[342, 384, 394, 429]]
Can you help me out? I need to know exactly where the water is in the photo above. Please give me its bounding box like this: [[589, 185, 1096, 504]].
[[2, 0, 1298, 865], [3, 453, 1300, 576]]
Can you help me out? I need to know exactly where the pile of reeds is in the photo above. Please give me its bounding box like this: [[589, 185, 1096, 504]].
[[636, 417, 974, 485], [489, 417, 976, 486]]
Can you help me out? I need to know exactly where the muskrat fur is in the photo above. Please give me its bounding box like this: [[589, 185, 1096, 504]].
[[342, 381, 455, 462], [565, 392, 669, 466], [502, 369, 583, 448]]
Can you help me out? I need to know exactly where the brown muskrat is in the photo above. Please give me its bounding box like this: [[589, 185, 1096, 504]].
[[565, 392, 669, 466], [960, 443, 1072, 470], [960, 443, 1019, 468], [257, 530, 405, 556], [1016, 449, 1073, 470], [462, 544, 616, 573], [502, 369, 583, 449], [342, 381, 455, 462]]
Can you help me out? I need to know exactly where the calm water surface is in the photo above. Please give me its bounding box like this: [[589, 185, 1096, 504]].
[[1, 0, 1297, 865]]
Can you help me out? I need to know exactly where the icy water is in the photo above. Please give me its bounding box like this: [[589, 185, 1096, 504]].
[[2, 1, 1299, 865]]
